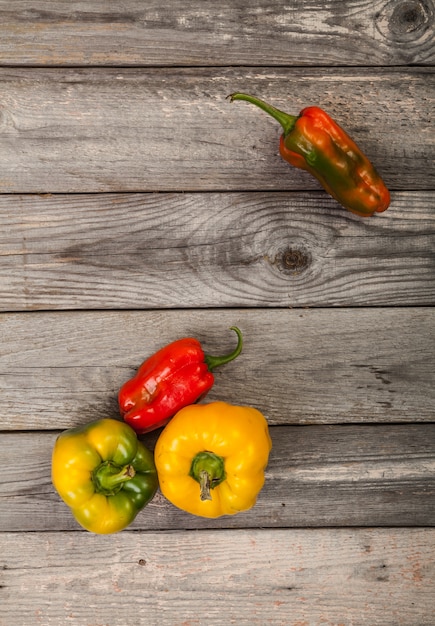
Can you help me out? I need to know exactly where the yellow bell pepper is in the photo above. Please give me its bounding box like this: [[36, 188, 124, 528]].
[[52, 418, 158, 534], [154, 401, 272, 518]]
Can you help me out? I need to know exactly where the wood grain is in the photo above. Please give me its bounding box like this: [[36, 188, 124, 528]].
[[0, 1, 433, 622], [0, 1, 433, 67], [0, 68, 433, 193], [1, 192, 434, 310], [1, 423, 434, 531], [0, 308, 433, 430], [1, 529, 434, 625]]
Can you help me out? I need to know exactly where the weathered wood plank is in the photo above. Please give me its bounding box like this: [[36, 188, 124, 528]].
[[1, 529, 434, 625], [0, 67, 432, 192], [1, 424, 434, 530], [0, 1, 433, 67], [0, 308, 433, 430], [1, 192, 434, 310]]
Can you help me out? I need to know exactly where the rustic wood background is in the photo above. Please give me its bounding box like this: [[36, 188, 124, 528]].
[[0, 2, 434, 625]]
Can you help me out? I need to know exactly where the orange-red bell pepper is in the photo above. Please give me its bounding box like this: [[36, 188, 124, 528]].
[[228, 92, 390, 217]]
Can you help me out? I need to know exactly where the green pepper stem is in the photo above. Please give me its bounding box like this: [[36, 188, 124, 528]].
[[227, 92, 298, 137], [204, 326, 243, 371], [92, 461, 136, 496], [190, 451, 226, 501]]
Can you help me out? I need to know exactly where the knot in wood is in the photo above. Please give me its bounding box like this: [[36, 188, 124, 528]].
[[277, 247, 311, 275], [388, 0, 433, 38], [374, 0, 433, 51]]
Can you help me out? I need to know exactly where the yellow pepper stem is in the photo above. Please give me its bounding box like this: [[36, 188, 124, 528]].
[[198, 470, 212, 501], [92, 461, 136, 496], [190, 451, 226, 502]]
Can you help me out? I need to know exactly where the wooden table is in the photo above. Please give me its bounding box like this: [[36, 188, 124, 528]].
[[1, 2, 434, 624]]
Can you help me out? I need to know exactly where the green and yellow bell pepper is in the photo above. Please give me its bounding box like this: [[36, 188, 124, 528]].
[[52, 418, 158, 534]]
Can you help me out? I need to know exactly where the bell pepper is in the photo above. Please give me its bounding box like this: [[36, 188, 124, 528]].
[[154, 401, 272, 518], [119, 327, 243, 434], [228, 92, 390, 217], [51, 418, 158, 534]]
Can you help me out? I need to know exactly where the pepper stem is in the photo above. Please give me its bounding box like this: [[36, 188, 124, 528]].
[[227, 92, 298, 137], [204, 326, 243, 371], [198, 470, 212, 501], [92, 461, 136, 496], [190, 451, 226, 502]]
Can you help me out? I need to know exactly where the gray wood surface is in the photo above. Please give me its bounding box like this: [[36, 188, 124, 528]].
[[1, 191, 434, 309], [1, 424, 434, 531], [0, 68, 433, 192], [1, 2, 434, 624], [1, 529, 433, 625], [0, 308, 433, 430], [0, 1, 433, 67]]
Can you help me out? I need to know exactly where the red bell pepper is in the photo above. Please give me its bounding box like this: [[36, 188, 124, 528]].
[[118, 327, 243, 434]]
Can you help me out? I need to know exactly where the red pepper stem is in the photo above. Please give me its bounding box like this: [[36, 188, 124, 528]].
[[204, 326, 243, 371], [227, 92, 298, 137]]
